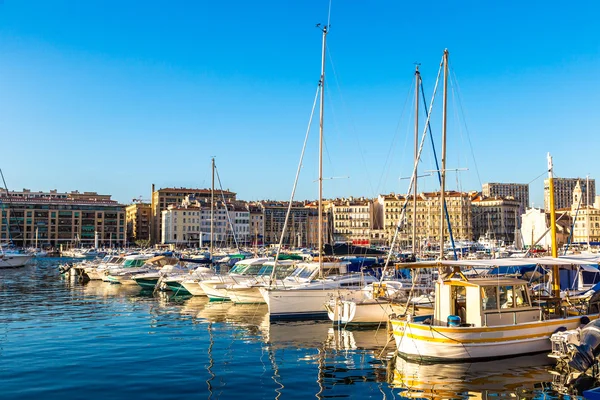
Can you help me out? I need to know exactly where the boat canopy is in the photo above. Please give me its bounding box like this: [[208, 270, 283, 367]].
[[396, 255, 600, 269]]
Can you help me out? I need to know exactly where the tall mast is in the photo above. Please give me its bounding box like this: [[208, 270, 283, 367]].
[[318, 25, 328, 278], [439, 49, 449, 260], [547, 153, 559, 297], [413, 65, 420, 255], [210, 157, 215, 258], [587, 174, 591, 249]]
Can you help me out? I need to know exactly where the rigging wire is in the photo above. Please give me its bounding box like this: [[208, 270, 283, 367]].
[[0, 168, 23, 243], [270, 84, 320, 281], [214, 163, 240, 251], [379, 76, 414, 195], [382, 53, 445, 273], [324, 46, 376, 197], [420, 72, 458, 260], [449, 64, 483, 187]]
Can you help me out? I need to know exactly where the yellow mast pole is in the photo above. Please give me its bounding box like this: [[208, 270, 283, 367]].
[[547, 153, 560, 296]]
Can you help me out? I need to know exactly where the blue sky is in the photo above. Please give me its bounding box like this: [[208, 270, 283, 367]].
[[0, 1, 598, 207]]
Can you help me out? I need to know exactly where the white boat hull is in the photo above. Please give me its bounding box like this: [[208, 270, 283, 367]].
[[391, 314, 599, 362], [0, 254, 32, 268], [180, 280, 207, 296], [200, 281, 231, 301], [260, 287, 364, 320], [326, 299, 431, 325], [228, 286, 265, 304]]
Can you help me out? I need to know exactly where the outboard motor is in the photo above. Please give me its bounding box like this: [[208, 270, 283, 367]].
[[59, 262, 74, 274], [569, 320, 600, 372]]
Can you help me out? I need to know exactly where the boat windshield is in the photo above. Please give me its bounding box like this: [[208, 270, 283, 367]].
[[229, 264, 249, 274], [243, 265, 263, 275], [257, 265, 273, 276], [290, 265, 318, 279], [123, 259, 147, 268]]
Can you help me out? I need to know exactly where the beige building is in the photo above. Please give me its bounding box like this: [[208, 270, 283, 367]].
[[125, 202, 151, 243], [0, 189, 125, 247], [247, 203, 264, 245], [305, 202, 329, 250], [568, 182, 600, 245], [377, 191, 472, 248], [471, 195, 521, 244], [330, 197, 374, 246], [150, 185, 236, 244], [161, 199, 234, 246], [544, 177, 595, 210]]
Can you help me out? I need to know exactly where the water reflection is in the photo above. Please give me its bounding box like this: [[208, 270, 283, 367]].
[[3, 260, 567, 399], [390, 353, 555, 399]]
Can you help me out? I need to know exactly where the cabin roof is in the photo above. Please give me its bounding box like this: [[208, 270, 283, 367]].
[[444, 277, 528, 287]]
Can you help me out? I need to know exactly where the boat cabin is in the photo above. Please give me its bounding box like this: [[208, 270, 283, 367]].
[[433, 276, 541, 327]]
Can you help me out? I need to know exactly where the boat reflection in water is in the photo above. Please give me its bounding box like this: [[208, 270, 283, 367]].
[[390, 353, 555, 399], [77, 279, 143, 298]]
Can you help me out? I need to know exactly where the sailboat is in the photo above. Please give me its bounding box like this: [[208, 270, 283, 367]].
[[259, 24, 377, 320], [389, 49, 600, 362], [325, 64, 440, 326]]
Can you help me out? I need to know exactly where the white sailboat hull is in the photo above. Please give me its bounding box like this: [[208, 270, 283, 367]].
[[0, 254, 32, 268], [326, 299, 431, 325], [260, 287, 364, 320]]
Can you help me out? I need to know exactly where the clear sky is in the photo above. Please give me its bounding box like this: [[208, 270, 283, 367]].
[[1, 1, 598, 207]]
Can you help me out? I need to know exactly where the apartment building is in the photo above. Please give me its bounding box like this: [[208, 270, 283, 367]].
[[0, 189, 125, 247], [150, 185, 236, 244]]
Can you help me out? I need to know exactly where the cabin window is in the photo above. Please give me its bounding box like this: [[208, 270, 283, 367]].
[[482, 287, 498, 310], [514, 285, 530, 307], [451, 286, 467, 322], [499, 285, 529, 308]]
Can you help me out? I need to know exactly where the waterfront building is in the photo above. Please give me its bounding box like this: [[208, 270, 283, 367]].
[[229, 202, 250, 245], [259, 201, 310, 247], [521, 208, 571, 250], [544, 177, 595, 210], [150, 185, 236, 245], [125, 202, 151, 244], [304, 201, 329, 249], [0, 189, 125, 247], [161, 199, 227, 246], [568, 182, 600, 245], [377, 191, 472, 248], [330, 197, 374, 246], [471, 195, 521, 245], [247, 203, 264, 246], [482, 182, 529, 211]]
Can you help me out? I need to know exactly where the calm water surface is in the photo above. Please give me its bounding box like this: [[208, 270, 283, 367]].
[[0, 258, 576, 399]]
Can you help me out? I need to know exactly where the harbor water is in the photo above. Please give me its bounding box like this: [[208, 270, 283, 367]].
[[0, 258, 571, 399]]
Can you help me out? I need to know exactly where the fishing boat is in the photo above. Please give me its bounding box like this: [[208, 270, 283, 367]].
[[389, 50, 600, 362]]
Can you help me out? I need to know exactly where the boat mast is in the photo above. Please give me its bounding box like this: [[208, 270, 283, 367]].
[[210, 157, 215, 259], [439, 49, 449, 260], [548, 153, 560, 296], [413, 65, 420, 255], [318, 24, 328, 279]]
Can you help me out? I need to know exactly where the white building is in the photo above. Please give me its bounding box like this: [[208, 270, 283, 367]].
[[161, 198, 249, 246], [520, 207, 571, 250]]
